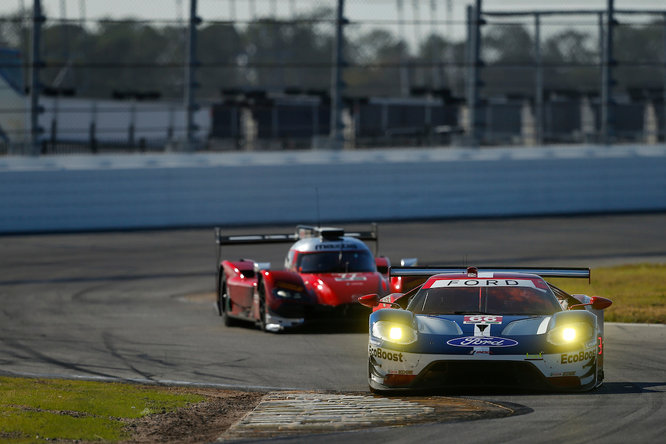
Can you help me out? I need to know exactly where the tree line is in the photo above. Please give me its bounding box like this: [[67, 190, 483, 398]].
[[0, 7, 663, 102]]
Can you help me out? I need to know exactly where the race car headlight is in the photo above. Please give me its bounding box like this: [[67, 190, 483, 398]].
[[547, 323, 593, 346], [273, 289, 303, 300], [372, 321, 417, 345]]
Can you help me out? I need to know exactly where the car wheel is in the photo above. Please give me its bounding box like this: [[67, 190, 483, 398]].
[[216, 275, 224, 316], [258, 281, 269, 332], [219, 276, 237, 327]]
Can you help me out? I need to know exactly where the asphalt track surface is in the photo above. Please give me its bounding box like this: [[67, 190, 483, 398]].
[[1, 213, 665, 442]]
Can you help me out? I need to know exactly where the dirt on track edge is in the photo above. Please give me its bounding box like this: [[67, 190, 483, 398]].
[[121, 388, 265, 444], [122, 387, 527, 443]]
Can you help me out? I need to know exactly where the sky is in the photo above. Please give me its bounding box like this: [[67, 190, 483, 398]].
[[2, 0, 665, 44], [4, 1, 665, 22]]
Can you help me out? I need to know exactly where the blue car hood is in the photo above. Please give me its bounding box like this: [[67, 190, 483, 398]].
[[410, 314, 552, 355]]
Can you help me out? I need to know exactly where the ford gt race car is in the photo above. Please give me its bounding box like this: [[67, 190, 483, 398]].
[[215, 224, 394, 332], [359, 266, 612, 393]]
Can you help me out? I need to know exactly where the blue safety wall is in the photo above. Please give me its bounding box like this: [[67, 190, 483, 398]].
[[1, 145, 665, 233]]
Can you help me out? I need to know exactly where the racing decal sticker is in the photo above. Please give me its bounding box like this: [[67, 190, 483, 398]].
[[447, 336, 519, 347], [464, 315, 503, 324], [560, 349, 596, 364], [334, 274, 367, 282], [430, 279, 537, 289], [369, 345, 404, 362], [315, 242, 358, 251], [389, 370, 414, 375], [471, 322, 491, 354]]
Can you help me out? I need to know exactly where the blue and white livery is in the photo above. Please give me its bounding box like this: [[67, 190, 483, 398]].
[[359, 266, 612, 393]]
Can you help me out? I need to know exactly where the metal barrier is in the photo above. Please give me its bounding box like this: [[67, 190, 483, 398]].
[[1, 145, 664, 233]]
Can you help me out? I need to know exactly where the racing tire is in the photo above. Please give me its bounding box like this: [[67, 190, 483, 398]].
[[218, 276, 238, 327], [368, 382, 388, 395], [257, 280, 270, 332], [216, 275, 224, 316]]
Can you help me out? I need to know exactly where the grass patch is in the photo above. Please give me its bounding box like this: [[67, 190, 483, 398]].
[[547, 263, 666, 324], [0, 377, 205, 443]]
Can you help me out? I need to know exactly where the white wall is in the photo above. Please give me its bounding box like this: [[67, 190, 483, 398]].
[[1, 145, 665, 233], [0, 74, 27, 150], [38, 97, 211, 145]]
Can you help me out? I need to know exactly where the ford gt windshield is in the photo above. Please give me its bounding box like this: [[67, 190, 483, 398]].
[[407, 286, 561, 316], [297, 250, 376, 273]]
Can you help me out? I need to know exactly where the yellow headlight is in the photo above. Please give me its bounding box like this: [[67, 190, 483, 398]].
[[547, 323, 593, 346], [372, 321, 417, 345], [389, 327, 403, 340], [562, 327, 576, 342]]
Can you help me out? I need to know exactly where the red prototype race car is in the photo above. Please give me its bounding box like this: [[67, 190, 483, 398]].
[[214, 224, 396, 332]]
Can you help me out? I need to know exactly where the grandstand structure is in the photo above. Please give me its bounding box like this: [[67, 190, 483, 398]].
[[1, 0, 665, 155]]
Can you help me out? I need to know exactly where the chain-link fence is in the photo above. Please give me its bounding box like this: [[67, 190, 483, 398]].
[[0, 0, 665, 154]]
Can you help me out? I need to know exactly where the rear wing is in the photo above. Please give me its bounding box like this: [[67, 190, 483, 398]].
[[389, 266, 590, 281], [215, 223, 379, 265], [215, 230, 298, 246]]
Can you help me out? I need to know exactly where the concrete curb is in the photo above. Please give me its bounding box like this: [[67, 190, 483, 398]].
[[219, 391, 523, 441]]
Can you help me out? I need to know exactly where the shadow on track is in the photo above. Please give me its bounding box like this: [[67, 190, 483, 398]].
[[595, 382, 666, 394], [218, 316, 369, 335], [388, 381, 666, 398]]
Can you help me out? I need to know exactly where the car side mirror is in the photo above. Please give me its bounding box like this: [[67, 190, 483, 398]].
[[568, 296, 612, 311], [375, 257, 390, 274], [590, 296, 612, 310], [358, 294, 380, 308]]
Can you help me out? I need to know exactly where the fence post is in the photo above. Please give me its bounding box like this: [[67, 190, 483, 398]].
[[128, 100, 136, 147], [89, 101, 97, 153], [184, 0, 200, 151], [601, 0, 615, 145], [663, 13, 666, 143], [329, 0, 346, 149], [466, 0, 483, 146], [29, 0, 45, 156], [534, 13, 543, 145], [396, 0, 410, 96]]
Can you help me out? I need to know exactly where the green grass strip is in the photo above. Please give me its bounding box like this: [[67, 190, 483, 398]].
[[0, 377, 205, 443], [547, 263, 666, 324]]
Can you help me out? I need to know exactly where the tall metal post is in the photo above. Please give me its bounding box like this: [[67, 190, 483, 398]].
[[466, 0, 482, 146], [598, 12, 604, 78], [329, 0, 345, 149], [534, 13, 543, 145], [429, 0, 440, 89], [662, 13, 666, 143], [29, 0, 44, 155], [396, 0, 410, 96], [412, 0, 423, 87], [465, 5, 473, 142], [601, 0, 615, 145], [184, 0, 200, 151]]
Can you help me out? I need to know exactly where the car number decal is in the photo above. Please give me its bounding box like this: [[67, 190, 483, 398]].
[[464, 315, 503, 324]]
